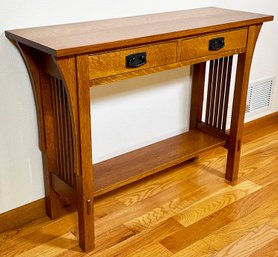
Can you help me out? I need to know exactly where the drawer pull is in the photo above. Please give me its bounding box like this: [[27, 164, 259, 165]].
[[126, 52, 147, 68], [209, 37, 225, 51]]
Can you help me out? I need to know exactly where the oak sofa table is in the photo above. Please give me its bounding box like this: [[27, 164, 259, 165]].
[[5, 7, 273, 251]]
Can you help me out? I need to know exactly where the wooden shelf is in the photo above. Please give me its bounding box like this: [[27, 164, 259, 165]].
[[94, 129, 225, 196]]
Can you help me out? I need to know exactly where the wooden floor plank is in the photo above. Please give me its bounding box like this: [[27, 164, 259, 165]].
[[125, 180, 260, 233], [94, 169, 228, 236], [249, 237, 278, 257], [236, 136, 278, 186], [212, 224, 278, 257], [167, 186, 278, 257], [243, 122, 278, 143], [174, 180, 261, 228], [241, 130, 278, 156], [201, 191, 278, 253], [114, 162, 203, 207], [88, 218, 184, 257], [17, 232, 78, 257], [127, 243, 172, 257], [171, 240, 214, 257], [159, 179, 278, 253]]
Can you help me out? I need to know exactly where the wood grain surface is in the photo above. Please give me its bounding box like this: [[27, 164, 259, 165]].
[[93, 130, 225, 196], [5, 7, 273, 56], [181, 28, 247, 61], [88, 41, 177, 79]]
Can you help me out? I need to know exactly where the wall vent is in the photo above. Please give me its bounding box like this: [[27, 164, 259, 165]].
[[246, 77, 274, 115]]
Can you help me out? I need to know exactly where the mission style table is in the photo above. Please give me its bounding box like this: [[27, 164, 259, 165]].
[[6, 7, 273, 251]]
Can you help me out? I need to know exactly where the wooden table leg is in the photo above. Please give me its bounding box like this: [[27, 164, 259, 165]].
[[57, 55, 95, 251], [226, 25, 262, 181], [190, 62, 206, 130], [76, 55, 95, 251]]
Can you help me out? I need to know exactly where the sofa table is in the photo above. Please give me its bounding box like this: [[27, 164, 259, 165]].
[[5, 7, 273, 251]]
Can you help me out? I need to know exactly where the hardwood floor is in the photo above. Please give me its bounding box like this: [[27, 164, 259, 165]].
[[1, 120, 278, 256]]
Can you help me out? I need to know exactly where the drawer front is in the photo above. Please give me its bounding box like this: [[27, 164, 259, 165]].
[[88, 42, 177, 80], [181, 28, 248, 61]]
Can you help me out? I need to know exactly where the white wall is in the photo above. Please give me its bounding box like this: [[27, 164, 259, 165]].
[[0, 0, 277, 214]]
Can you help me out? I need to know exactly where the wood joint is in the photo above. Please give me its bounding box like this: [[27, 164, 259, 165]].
[[86, 199, 92, 215]]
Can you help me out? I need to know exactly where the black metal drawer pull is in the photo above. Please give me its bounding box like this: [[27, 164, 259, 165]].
[[126, 52, 147, 68], [209, 37, 225, 51]]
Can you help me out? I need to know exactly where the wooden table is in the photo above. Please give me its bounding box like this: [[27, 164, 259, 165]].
[[5, 7, 273, 251]]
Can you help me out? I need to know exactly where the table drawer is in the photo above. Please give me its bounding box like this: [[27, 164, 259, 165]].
[[88, 42, 177, 80], [181, 28, 248, 61]]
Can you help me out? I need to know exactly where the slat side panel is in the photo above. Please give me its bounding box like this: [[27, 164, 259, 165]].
[[49, 75, 76, 188], [204, 55, 234, 132]]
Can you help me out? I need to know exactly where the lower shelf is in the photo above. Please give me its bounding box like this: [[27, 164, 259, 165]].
[[93, 129, 226, 196]]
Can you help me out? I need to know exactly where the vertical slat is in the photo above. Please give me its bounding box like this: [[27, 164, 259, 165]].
[[213, 57, 224, 128], [70, 112, 75, 186], [217, 56, 229, 130], [67, 107, 75, 186], [54, 79, 60, 178], [53, 78, 61, 179], [62, 82, 74, 187], [62, 81, 70, 184], [59, 79, 67, 182], [55, 79, 63, 180], [50, 77, 59, 177], [222, 55, 233, 131], [208, 59, 219, 126], [205, 60, 215, 124], [64, 97, 71, 186], [57, 79, 63, 179]]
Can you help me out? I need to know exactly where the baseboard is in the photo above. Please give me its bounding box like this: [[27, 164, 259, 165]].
[[0, 112, 277, 233], [0, 198, 45, 233], [243, 111, 278, 136]]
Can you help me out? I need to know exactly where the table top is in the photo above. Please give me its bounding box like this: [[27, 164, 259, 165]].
[[5, 7, 273, 57]]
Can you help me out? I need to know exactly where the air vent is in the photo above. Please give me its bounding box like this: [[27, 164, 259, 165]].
[[246, 77, 274, 114]]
